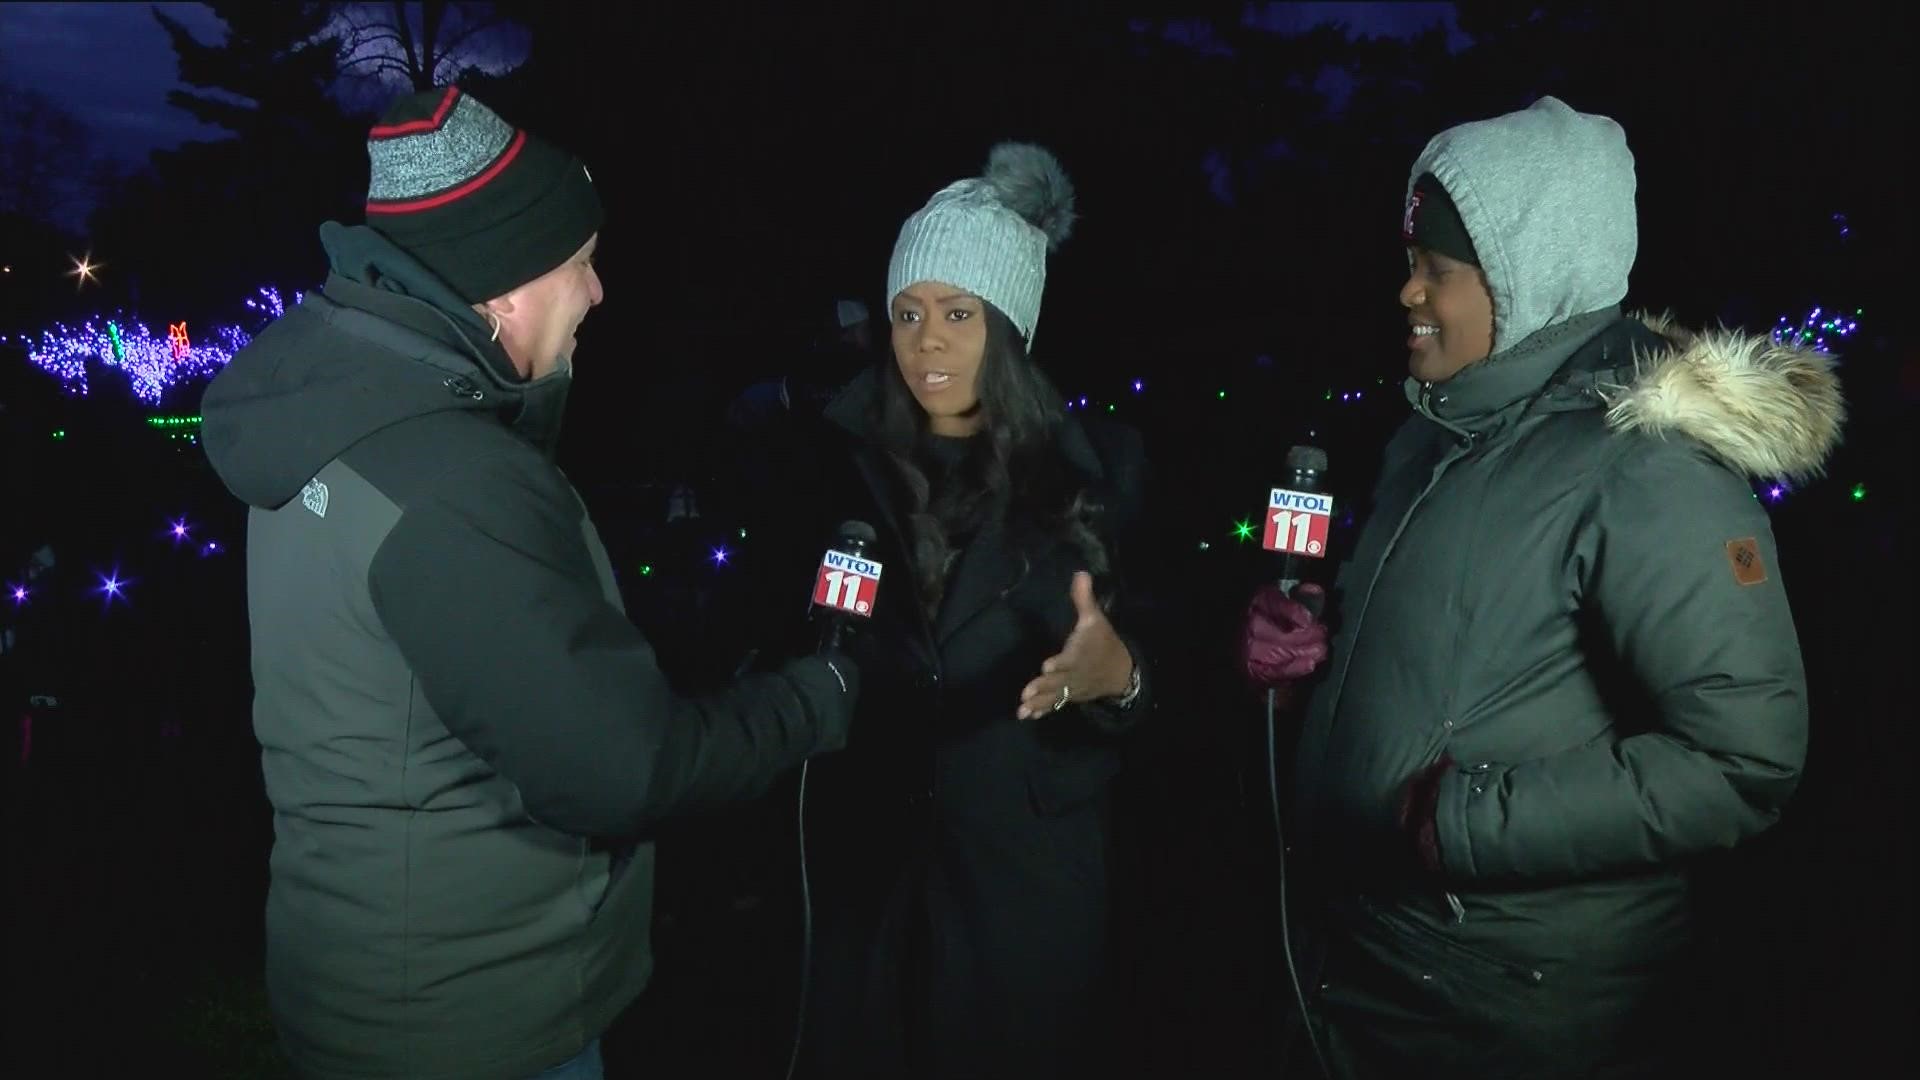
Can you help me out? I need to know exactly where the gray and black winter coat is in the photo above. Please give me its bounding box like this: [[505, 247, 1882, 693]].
[[201, 223, 856, 1080]]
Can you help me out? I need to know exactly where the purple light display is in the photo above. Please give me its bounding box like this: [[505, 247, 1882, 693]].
[[5, 286, 303, 405]]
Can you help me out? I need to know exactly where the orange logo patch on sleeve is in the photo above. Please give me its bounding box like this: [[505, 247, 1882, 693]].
[[1726, 538, 1767, 586]]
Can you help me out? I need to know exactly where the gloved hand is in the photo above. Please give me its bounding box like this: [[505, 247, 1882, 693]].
[[1395, 754, 1456, 875], [1242, 583, 1330, 690], [788, 652, 860, 755]]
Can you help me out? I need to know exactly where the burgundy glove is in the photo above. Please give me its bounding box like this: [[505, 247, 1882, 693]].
[[1242, 583, 1330, 689], [1396, 754, 1456, 875]]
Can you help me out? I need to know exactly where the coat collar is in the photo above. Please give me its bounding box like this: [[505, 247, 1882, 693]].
[[824, 365, 1102, 650], [1405, 306, 1621, 437]]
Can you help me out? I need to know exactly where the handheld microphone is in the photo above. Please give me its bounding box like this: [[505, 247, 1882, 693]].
[[811, 520, 883, 653], [790, 519, 882, 1080], [1260, 445, 1338, 1080], [1263, 445, 1332, 618]]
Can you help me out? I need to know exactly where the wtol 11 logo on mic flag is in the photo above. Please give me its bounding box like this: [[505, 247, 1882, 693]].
[[814, 549, 884, 617], [1264, 487, 1334, 558]]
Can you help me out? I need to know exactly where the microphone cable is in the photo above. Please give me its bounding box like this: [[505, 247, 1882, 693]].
[[784, 758, 813, 1080], [1269, 686, 1332, 1080]]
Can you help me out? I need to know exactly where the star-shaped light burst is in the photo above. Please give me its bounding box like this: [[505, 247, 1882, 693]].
[[170, 518, 192, 543], [7, 584, 26, 605], [710, 546, 731, 567], [1234, 518, 1256, 543], [97, 570, 131, 606], [68, 253, 102, 291]]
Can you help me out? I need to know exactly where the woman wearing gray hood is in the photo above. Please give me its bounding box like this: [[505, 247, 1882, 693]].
[[1247, 96, 1843, 1077]]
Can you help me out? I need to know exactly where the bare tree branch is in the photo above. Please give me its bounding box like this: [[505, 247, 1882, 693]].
[[328, 0, 527, 97], [338, 51, 402, 73], [339, 28, 410, 51]]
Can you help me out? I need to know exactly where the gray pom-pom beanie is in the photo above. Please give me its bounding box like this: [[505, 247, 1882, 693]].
[[885, 142, 1076, 345]]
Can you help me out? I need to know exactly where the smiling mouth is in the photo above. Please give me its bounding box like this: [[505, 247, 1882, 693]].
[[918, 371, 954, 389]]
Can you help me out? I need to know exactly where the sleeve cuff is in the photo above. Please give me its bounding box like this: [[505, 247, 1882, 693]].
[[1437, 767, 1478, 880]]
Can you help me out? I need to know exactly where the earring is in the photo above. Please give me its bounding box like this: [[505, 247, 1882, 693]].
[[487, 312, 502, 342]]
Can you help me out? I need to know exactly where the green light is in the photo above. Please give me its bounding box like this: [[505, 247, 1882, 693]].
[[738, 528, 748, 539], [1233, 518, 1255, 543], [52, 429, 65, 440], [1850, 483, 1866, 502], [640, 564, 654, 576], [1106, 404, 1116, 413], [1324, 390, 1332, 401], [1217, 390, 1227, 400]]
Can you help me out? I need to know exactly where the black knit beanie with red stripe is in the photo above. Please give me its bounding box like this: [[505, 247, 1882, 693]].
[[364, 85, 603, 304]]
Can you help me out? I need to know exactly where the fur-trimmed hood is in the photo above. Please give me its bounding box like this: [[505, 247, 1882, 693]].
[[1603, 312, 1845, 484]]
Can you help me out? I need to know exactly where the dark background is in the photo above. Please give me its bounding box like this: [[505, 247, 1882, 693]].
[[4, 2, 1914, 1076]]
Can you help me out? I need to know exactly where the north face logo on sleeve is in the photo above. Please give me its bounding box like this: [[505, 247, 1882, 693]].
[[301, 479, 330, 518]]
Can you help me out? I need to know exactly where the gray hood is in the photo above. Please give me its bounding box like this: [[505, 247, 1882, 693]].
[[1408, 96, 1638, 355]]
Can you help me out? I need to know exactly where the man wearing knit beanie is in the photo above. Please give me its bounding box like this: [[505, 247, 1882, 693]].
[[1248, 96, 1834, 1077], [200, 85, 862, 1080]]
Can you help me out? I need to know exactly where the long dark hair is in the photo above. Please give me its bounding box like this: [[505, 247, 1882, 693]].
[[872, 303, 1109, 619]]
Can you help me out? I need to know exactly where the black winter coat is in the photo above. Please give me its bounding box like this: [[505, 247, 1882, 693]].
[[775, 368, 1156, 1080]]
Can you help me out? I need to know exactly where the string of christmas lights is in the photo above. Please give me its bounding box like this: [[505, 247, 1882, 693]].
[[1, 286, 1873, 603], [3, 287, 300, 405], [1062, 376, 1389, 412], [1772, 305, 1860, 354], [3, 471, 1871, 619]]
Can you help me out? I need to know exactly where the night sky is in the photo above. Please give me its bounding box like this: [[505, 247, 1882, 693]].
[[0, 2, 231, 165], [2, 1, 1463, 169]]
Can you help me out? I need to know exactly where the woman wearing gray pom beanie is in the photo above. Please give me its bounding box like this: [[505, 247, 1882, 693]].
[[788, 143, 1157, 1078]]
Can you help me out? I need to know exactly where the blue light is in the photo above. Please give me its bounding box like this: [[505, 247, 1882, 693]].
[[97, 570, 131, 605], [711, 547, 730, 566]]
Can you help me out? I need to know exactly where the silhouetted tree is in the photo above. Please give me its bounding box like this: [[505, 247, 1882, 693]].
[[0, 83, 99, 233], [87, 3, 367, 322], [330, 1, 529, 101]]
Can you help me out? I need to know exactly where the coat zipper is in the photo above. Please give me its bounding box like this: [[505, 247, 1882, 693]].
[[1321, 381, 1478, 925], [1422, 382, 1477, 926], [1314, 383, 1475, 741]]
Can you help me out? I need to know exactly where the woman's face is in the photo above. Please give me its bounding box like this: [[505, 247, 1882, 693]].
[[891, 281, 987, 436], [1400, 245, 1495, 384]]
